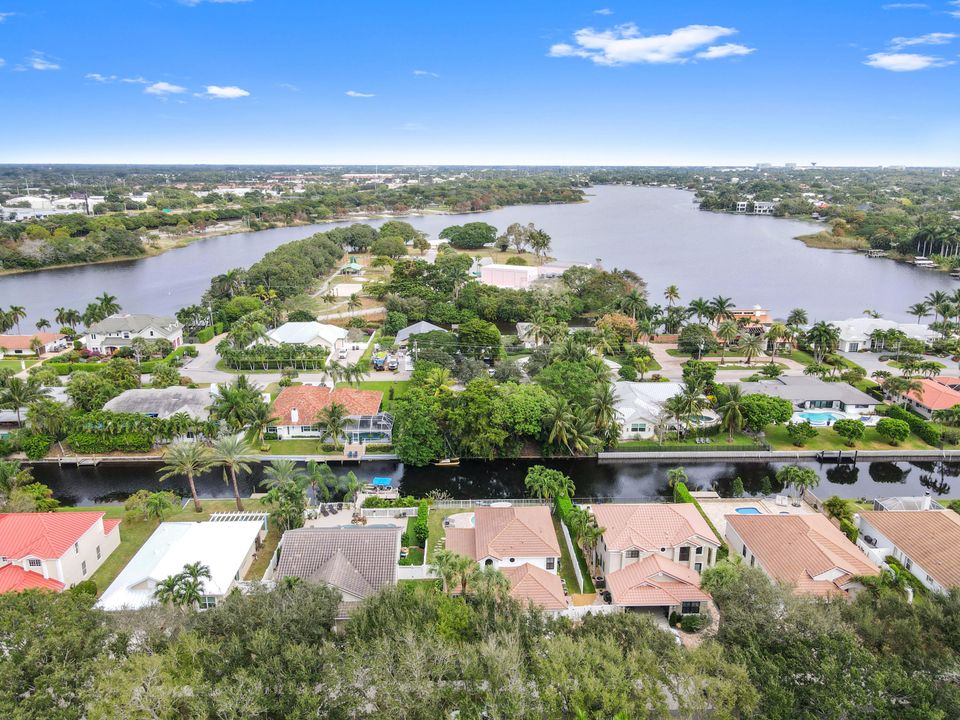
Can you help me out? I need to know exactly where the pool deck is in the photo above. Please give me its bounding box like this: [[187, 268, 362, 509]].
[[698, 497, 817, 539]]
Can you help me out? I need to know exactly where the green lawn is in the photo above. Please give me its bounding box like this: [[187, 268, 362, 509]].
[[616, 432, 761, 451], [399, 515, 424, 566], [426, 507, 463, 562], [262, 439, 328, 455], [785, 349, 816, 365], [336, 379, 410, 412], [765, 425, 932, 451], [59, 499, 271, 596], [0, 357, 39, 371]]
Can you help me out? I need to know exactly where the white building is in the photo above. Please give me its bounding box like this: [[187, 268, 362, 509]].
[[0, 333, 68, 357], [478, 264, 541, 290], [829, 317, 937, 353], [97, 514, 267, 611], [262, 322, 348, 352], [83, 314, 183, 354], [613, 381, 718, 440]]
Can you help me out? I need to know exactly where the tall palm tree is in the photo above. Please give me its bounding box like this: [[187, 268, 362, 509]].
[[54, 307, 70, 327], [618, 289, 647, 320], [882, 376, 923, 406], [717, 384, 745, 442], [211, 434, 254, 511], [927, 291, 949, 323], [587, 382, 619, 443], [663, 284, 680, 306], [244, 401, 278, 449], [346, 293, 362, 313], [688, 297, 712, 324], [544, 395, 578, 453], [430, 549, 461, 595], [262, 458, 307, 490], [95, 292, 121, 317], [708, 295, 735, 325], [0, 378, 50, 427], [715, 320, 738, 365], [806, 321, 841, 364], [765, 322, 789, 364], [450, 553, 476, 596], [34, 318, 51, 332], [737, 333, 765, 365], [786, 308, 808, 328], [157, 442, 214, 513], [210, 377, 259, 431], [317, 402, 349, 450], [7, 306, 26, 335]]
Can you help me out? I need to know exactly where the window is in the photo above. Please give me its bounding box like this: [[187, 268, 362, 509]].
[[546, 557, 555, 570], [629, 423, 647, 433], [96, 545, 101, 560], [694, 562, 702, 573], [199, 595, 217, 610], [741, 545, 747, 558], [484, 559, 493, 567], [681, 601, 700, 615], [904, 557, 913, 571], [509, 558, 515, 563], [626, 549, 640, 559], [28, 558, 42, 568], [695, 546, 703, 555], [81, 561, 87, 576], [74, 542, 79, 554], [679, 547, 690, 561], [750, 556, 755, 567]]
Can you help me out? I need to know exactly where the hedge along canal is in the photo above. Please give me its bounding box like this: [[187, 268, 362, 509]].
[[27, 457, 959, 506]]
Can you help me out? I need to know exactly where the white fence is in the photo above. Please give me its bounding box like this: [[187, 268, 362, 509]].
[[431, 498, 549, 509], [362, 507, 417, 519], [561, 604, 622, 620], [558, 520, 585, 593], [397, 565, 434, 580]]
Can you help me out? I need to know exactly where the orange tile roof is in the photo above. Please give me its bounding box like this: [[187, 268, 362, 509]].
[[0, 333, 65, 351], [906, 379, 960, 412], [502, 563, 568, 610], [606, 555, 710, 607], [446, 507, 560, 561], [859, 510, 960, 589], [0, 565, 64, 593], [0, 512, 105, 559], [272, 385, 383, 425], [726, 514, 879, 596], [103, 519, 121, 535], [444, 527, 478, 559], [592, 503, 718, 552]]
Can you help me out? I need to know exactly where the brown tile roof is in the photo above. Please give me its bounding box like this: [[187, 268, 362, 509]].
[[444, 528, 478, 559], [473, 506, 560, 560], [592, 503, 719, 552], [274, 527, 399, 599], [502, 563, 568, 611], [606, 555, 710, 607], [859, 510, 960, 589], [906, 379, 960, 412], [726, 514, 879, 596], [0, 333, 65, 351], [272, 385, 383, 426]]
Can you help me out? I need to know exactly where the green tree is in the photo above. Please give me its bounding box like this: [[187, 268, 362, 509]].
[[438, 222, 497, 249], [785, 420, 818, 447], [876, 417, 911, 445], [157, 442, 214, 513], [0, 377, 50, 427], [717, 383, 746, 441], [775, 464, 820, 498], [144, 491, 177, 521], [210, 434, 254, 511], [523, 465, 575, 500], [833, 418, 865, 447], [316, 401, 349, 450], [741, 394, 793, 431]]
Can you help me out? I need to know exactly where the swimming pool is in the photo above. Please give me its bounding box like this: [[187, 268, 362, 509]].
[[795, 411, 845, 426], [734, 507, 762, 515]]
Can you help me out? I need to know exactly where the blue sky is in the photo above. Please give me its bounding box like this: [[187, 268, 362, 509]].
[[2, 0, 959, 165]]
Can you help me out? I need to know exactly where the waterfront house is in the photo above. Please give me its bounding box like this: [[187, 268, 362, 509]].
[[478, 263, 540, 290], [0, 332, 67, 357], [446, 506, 561, 574], [103, 386, 213, 422], [501, 562, 569, 615], [855, 510, 960, 594], [270, 385, 392, 443], [83, 314, 183, 354], [829, 317, 936, 353], [590, 503, 718, 615], [269, 526, 401, 617], [752, 201, 776, 215], [903, 377, 960, 419], [395, 320, 447, 347], [613, 381, 719, 440], [724, 514, 880, 597], [738, 375, 878, 415], [0, 386, 70, 436], [97, 514, 267, 611], [0, 512, 120, 593], [261, 322, 348, 352]]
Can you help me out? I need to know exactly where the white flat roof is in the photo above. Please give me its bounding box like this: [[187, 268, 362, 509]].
[[266, 322, 348, 346], [97, 519, 264, 611]]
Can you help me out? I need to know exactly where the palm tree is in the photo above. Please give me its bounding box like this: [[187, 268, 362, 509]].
[[883, 375, 923, 405], [663, 284, 680, 306], [95, 292, 121, 317], [588, 382, 619, 442], [306, 460, 336, 504], [470, 565, 512, 602], [177, 577, 205, 609], [634, 356, 651, 380], [737, 333, 765, 365], [346, 293, 362, 313], [317, 402, 349, 450], [618, 290, 646, 320], [243, 402, 278, 450], [786, 308, 808, 327], [688, 297, 712, 324], [153, 576, 181, 605], [674, 384, 707, 438], [7, 306, 26, 335], [430, 549, 461, 595], [0, 378, 50, 427], [580, 523, 604, 566], [262, 458, 307, 491], [544, 395, 578, 453], [54, 307, 70, 328], [566, 506, 592, 539], [145, 491, 176, 521], [927, 291, 949, 323], [182, 561, 212, 585], [34, 318, 51, 332], [157, 442, 214, 513], [708, 295, 735, 325], [450, 553, 476, 596], [717, 384, 745, 442], [806, 321, 840, 364], [765, 322, 789, 364], [715, 320, 738, 365], [211, 434, 254, 511]]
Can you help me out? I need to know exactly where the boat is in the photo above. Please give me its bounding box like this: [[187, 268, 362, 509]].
[[433, 458, 461, 467], [865, 249, 887, 258], [913, 256, 938, 268]]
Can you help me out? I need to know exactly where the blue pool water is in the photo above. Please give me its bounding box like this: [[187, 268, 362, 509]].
[[797, 411, 844, 425], [735, 507, 762, 515]]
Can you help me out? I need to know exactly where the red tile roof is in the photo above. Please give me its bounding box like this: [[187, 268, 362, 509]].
[[103, 519, 121, 535], [906, 379, 960, 412], [272, 385, 383, 425], [446, 507, 561, 561], [606, 555, 710, 607], [592, 503, 718, 552], [502, 563, 568, 611], [0, 565, 64, 593], [0, 333, 65, 351], [0, 512, 104, 559]]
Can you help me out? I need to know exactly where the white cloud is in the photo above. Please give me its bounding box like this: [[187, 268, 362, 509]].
[[864, 51, 954, 70], [204, 85, 250, 98], [890, 32, 957, 49], [881, 2, 928, 7], [86, 73, 117, 83], [0, 12, 14, 22], [594, 8, 613, 15], [29, 52, 59, 71], [345, 90, 375, 97], [695, 43, 755, 60], [413, 69, 439, 77], [548, 23, 752, 65], [145, 81, 187, 95], [121, 76, 150, 84], [279, 82, 299, 92]]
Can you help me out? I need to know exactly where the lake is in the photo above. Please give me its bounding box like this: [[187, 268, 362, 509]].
[[29, 457, 957, 506], [2, 185, 953, 325]]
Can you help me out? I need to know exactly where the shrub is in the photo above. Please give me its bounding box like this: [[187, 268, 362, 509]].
[[731, 477, 745, 498], [839, 518, 859, 543], [876, 417, 910, 446], [618, 364, 638, 381], [362, 495, 419, 509], [66, 432, 154, 454], [786, 421, 818, 447], [555, 494, 574, 524], [884, 404, 940, 446], [20, 434, 53, 460], [196, 327, 215, 343], [669, 611, 682, 627], [69, 579, 97, 597], [833, 419, 865, 447], [413, 500, 429, 546], [680, 613, 708, 633], [678, 324, 719, 355], [504, 256, 528, 266]]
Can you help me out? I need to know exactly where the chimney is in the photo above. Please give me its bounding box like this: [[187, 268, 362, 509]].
[[291, 408, 299, 424]]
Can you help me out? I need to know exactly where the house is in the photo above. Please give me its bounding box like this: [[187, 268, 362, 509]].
[[269, 526, 400, 616], [752, 201, 776, 215], [501, 563, 568, 614], [590, 503, 719, 615], [0, 387, 70, 436], [856, 510, 960, 594], [739, 375, 878, 415], [873, 495, 945, 512], [829, 317, 936, 353], [270, 385, 392, 443], [724, 514, 880, 597], [97, 514, 267, 611], [262, 322, 348, 352], [103, 387, 212, 421], [0, 333, 68, 357], [613, 381, 719, 440], [730, 305, 773, 328], [0, 512, 121, 593], [446, 506, 561, 574], [478, 263, 540, 290], [83, 314, 183, 354], [903, 378, 960, 419], [395, 321, 447, 346]]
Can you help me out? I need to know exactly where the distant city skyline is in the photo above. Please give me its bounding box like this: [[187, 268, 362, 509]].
[[1, 1, 959, 165]]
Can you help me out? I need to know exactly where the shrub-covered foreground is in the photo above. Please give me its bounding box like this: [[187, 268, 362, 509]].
[[2, 563, 959, 719]]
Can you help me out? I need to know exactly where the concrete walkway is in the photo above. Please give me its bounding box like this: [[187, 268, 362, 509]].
[[647, 344, 806, 381]]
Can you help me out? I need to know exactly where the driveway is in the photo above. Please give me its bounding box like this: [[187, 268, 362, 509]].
[[647, 344, 806, 382], [841, 350, 960, 377]]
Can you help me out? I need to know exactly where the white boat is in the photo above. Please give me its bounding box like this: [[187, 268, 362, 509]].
[[913, 256, 937, 268]]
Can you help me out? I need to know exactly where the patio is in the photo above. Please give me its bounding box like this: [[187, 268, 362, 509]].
[[697, 497, 817, 538]]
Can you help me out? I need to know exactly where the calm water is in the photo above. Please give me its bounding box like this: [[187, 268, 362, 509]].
[[2, 185, 954, 325], [29, 458, 957, 506]]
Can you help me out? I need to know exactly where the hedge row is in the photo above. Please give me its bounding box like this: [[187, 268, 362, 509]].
[[413, 500, 429, 546], [46, 346, 195, 376], [20, 434, 53, 460], [673, 481, 726, 547], [554, 494, 574, 525], [66, 432, 154, 454], [362, 495, 419, 509], [884, 404, 940, 446]]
